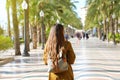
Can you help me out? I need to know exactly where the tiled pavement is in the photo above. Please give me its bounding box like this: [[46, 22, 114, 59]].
[[0, 37, 120, 80]]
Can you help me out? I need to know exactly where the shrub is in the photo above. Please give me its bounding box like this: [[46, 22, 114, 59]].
[[115, 33, 120, 43], [108, 33, 120, 43], [0, 35, 13, 50]]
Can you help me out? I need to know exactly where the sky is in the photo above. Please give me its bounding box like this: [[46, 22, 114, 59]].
[[0, 0, 7, 28], [73, 0, 87, 26], [0, 0, 86, 28]]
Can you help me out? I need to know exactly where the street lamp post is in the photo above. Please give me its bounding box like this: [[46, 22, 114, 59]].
[[22, 0, 30, 56], [39, 10, 44, 49]]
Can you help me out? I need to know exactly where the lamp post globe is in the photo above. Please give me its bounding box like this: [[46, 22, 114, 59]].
[[112, 13, 116, 19], [68, 24, 70, 28], [56, 19, 60, 23], [22, 0, 30, 56], [39, 10, 44, 17], [22, 0, 28, 10], [39, 10, 45, 49]]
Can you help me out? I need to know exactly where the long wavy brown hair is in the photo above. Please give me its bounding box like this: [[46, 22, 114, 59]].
[[45, 24, 65, 60]]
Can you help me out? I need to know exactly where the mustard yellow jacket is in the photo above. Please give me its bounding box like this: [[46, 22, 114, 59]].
[[43, 41, 76, 80]]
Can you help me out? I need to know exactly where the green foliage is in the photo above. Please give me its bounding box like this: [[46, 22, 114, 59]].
[[108, 33, 113, 40], [19, 38, 32, 44], [0, 35, 13, 50], [115, 33, 120, 43], [46, 26, 51, 39], [29, 0, 83, 29], [85, 0, 120, 30], [108, 33, 120, 43], [20, 38, 24, 44]]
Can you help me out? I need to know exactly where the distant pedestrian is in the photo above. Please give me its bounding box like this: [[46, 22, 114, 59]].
[[75, 32, 81, 45], [64, 31, 69, 41], [85, 33, 89, 40], [75, 32, 81, 40]]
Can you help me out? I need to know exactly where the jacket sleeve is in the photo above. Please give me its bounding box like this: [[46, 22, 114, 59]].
[[43, 45, 48, 65], [66, 41, 76, 64]]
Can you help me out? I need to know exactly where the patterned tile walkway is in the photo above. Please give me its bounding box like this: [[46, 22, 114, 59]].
[[0, 37, 120, 80]]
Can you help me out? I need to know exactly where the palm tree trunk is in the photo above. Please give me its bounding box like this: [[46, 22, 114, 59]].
[[115, 18, 118, 34], [111, 1, 116, 45], [11, 0, 21, 55], [30, 25, 32, 42], [110, 15, 113, 33], [103, 20, 106, 34], [97, 27, 101, 39], [32, 26, 37, 49], [106, 20, 109, 42], [37, 26, 41, 45], [110, 14, 116, 45], [103, 19, 107, 41], [26, 0, 30, 51]]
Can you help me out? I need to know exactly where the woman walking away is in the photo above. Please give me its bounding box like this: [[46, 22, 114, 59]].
[[43, 24, 76, 80]]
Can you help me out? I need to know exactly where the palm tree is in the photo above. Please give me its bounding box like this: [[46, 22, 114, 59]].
[[37, 0, 82, 36], [114, 0, 120, 34], [85, 0, 102, 38], [29, 0, 39, 49], [85, 0, 110, 39], [11, 0, 21, 55], [6, 0, 11, 37], [28, 0, 83, 49], [85, 0, 120, 44]]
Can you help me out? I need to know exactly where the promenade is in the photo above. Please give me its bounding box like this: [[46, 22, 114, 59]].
[[0, 37, 120, 80]]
